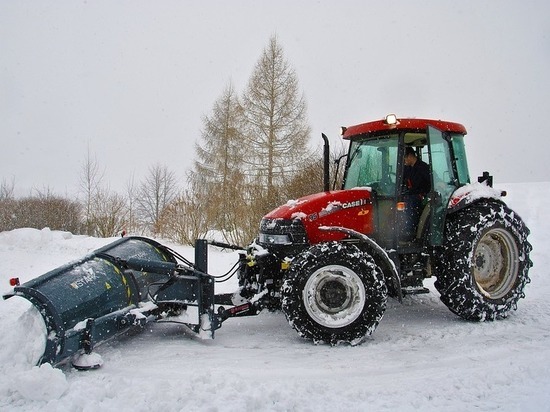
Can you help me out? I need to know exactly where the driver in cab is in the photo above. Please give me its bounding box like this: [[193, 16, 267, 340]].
[[402, 147, 430, 240]]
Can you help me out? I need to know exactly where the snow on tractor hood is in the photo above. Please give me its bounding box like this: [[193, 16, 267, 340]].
[[263, 188, 374, 244]]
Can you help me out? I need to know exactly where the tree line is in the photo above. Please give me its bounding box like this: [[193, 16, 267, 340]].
[[1, 36, 344, 246]]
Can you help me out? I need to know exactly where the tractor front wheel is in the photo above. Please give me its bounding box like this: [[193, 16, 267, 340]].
[[281, 242, 387, 345]]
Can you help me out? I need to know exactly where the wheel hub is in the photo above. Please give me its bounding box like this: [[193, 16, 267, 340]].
[[303, 265, 366, 328], [473, 228, 519, 299], [318, 278, 351, 313]]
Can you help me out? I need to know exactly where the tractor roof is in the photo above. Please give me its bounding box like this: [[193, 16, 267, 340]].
[[342, 115, 467, 140]]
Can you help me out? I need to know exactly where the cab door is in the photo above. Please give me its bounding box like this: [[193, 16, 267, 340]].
[[427, 126, 459, 245]]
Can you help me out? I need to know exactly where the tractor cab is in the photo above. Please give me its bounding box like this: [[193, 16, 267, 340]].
[[341, 114, 470, 250]]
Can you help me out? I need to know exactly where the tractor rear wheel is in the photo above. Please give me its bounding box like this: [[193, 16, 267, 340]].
[[434, 200, 532, 321], [281, 242, 387, 345]]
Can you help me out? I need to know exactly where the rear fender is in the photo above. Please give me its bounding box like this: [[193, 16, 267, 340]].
[[447, 182, 504, 213]]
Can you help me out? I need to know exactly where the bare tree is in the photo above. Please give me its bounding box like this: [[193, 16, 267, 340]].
[[5, 192, 81, 233], [241, 35, 312, 208], [0, 177, 15, 201], [90, 188, 128, 237], [189, 82, 248, 242], [286, 141, 348, 199], [159, 189, 208, 245], [79, 148, 104, 235], [136, 164, 179, 235], [125, 173, 139, 235], [285, 158, 324, 200], [0, 198, 16, 231]]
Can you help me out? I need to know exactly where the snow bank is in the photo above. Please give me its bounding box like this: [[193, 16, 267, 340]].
[[13, 363, 68, 401], [0, 297, 46, 369]]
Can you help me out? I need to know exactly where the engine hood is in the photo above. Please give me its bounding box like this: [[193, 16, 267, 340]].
[[263, 188, 374, 244]]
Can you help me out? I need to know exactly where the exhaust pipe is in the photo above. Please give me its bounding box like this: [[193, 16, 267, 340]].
[[322, 133, 330, 192]]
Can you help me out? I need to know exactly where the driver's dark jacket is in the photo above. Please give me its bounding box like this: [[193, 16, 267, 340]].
[[403, 159, 430, 197]]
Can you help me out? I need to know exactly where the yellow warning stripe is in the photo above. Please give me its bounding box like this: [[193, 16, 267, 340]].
[[106, 261, 133, 304]]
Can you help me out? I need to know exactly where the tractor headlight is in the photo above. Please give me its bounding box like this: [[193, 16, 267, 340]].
[[259, 233, 292, 245], [384, 113, 398, 125]]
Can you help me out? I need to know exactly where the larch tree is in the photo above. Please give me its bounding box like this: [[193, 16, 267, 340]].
[[241, 35, 312, 209], [189, 82, 248, 243]]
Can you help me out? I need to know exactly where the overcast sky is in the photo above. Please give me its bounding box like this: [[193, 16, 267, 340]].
[[1, 1, 549, 197]]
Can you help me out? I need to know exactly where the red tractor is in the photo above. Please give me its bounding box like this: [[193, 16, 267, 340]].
[[235, 114, 532, 345]]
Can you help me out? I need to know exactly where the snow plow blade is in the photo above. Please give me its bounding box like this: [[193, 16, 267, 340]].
[[3, 237, 216, 367]]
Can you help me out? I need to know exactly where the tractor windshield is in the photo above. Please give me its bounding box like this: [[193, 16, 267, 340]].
[[343, 135, 399, 196]]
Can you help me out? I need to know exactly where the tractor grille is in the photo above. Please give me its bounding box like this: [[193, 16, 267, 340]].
[[258, 218, 309, 257]]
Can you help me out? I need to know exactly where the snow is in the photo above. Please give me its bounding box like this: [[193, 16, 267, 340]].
[[448, 181, 502, 208], [0, 182, 549, 411], [291, 211, 307, 220]]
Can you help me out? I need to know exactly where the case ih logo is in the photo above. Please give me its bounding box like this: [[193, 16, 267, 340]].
[[342, 198, 370, 209], [310, 198, 370, 221]]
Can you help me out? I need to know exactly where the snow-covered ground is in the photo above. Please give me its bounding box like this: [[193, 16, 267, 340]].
[[0, 182, 548, 411]]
